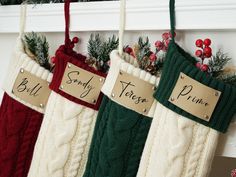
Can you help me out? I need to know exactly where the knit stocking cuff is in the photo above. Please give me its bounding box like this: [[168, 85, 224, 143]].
[[49, 45, 106, 110], [155, 41, 236, 133], [3, 37, 52, 113], [101, 50, 160, 118]]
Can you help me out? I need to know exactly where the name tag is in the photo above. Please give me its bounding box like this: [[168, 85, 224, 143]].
[[169, 72, 221, 121], [111, 70, 155, 115], [59, 62, 105, 104], [12, 68, 51, 109]]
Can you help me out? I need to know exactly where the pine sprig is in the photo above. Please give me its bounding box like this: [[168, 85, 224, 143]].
[[124, 36, 167, 76], [99, 35, 119, 62], [207, 49, 236, 85], [87, 33, 118, 73], [208, 49, 231, 77], [24, 32, 51, 70], [87, 33, 102, 60], [136, 37, 152, 69]]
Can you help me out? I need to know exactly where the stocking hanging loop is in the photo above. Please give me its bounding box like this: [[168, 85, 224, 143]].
[[19, 2, 27, 37], [118, 0, 126, 56], [169, 0, 175, 41], [64, 0, 71, 48]]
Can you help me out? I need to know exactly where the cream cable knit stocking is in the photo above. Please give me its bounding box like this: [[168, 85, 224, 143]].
[[137, 102, 219, 177], [27, 91, 97, 177]]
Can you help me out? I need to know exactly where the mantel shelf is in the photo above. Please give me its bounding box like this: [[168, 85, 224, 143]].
[[0, 0, 236, 33]]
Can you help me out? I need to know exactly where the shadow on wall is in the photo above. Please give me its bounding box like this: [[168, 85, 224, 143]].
[[210, 156, 236, 177]]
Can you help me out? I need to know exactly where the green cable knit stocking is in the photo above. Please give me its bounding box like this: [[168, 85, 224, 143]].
[[83, 50, 159, 177]]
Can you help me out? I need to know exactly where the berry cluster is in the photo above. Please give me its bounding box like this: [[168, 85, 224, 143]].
[[195, 38, 212, 72], [69, 36, 79, 49], [231, 169, 236, 177], [51, 37, 79, 64], [123, 32, 174, 76], [124, 31, 174, 65], [155, 31, 175, 52]]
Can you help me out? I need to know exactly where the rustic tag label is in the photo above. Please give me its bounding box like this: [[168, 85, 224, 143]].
[[12, 68, 51, 109], [111, 70, 155, 115], [169, 72, 221, 121], [59, 62, 105, 104]]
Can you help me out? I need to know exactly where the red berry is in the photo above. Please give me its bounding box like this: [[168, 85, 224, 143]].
[[155, 40, 163, 49], [231, 169, 236, 177], [204, 52, 212, 58], [70, 43, 75, 49], [203, 47, 212, 58], [162, 45, 168, 52], [195, 62, 202, 69], [204, 38, 211, 46], [164, 39, 170, 47], [201, 64, 209, 72], [195, 39, 203, 47], [195, 50, 203, 57], [162, 32, 170, 40], [149, 53, 157, 62], [204, 47, 212, 53], [168, 31, 176, 38], [51, 56, 56, 63], [72, 37, 79, 43], [124, 46, 133, 54], [130, 51, 135, 58]]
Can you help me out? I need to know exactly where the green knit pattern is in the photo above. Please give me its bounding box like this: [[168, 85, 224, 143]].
[[154, 40, 236, 133], [83, 96, 152, 177]]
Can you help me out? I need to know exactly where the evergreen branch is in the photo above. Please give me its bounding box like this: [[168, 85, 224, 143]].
[[88, 33, 102, 60], [208, 49, 231, 77], [98, 34, 118, 62], [136, 37, 151, 69], [24, 32, 51, 70], [87, 33, 118, 73]]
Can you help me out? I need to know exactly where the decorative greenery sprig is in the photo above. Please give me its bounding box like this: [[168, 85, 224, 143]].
[[123, 32, 173, 76], [208, 49, 231, 77], [24, 32, 52, 71], [86, 33, 118, 73], [194, 38, 236, 85]]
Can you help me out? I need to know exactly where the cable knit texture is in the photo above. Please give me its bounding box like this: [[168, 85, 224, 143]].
[[0, 37, 52, 177], [83, 50, 159, 177], [137, 39, 235, 177], [28, 45, 102, 177], [136, 103, 219, 177], [155, 41, 236, 133]]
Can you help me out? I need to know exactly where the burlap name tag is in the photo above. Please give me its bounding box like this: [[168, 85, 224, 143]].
[[111, 70, 156, 115], [169, 72, 221, 121], [59, 62, 105, 105], [12, 68, 51, 109]]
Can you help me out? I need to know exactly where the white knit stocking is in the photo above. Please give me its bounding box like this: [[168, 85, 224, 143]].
[[27, 85, 97, 177], [3, 37, 52, 113], [137, 103, 219, 177]]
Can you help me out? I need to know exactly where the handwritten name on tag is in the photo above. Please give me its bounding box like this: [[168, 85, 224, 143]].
[[12, 68, 51, 109], [169, 72, 221, 121], [111, 71, 155, 115], [59, 62, 105, 104]]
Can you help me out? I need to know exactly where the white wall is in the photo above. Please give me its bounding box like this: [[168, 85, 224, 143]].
[[0, 30, 236, 177]]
